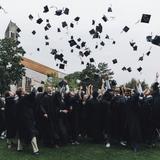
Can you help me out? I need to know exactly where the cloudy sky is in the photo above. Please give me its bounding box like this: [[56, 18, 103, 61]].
[[0, 0, 160, 85]]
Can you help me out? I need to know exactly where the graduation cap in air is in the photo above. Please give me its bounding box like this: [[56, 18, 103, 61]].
[[77, 38, 81, 42], [63, 8, 69, 15], [137, 67, 142, 72], [62, 21, 68, 28], [146, 51, 151, 56], [70, 23, 74, 28], [123, 26, 130, 32], [130, 41, 136, 47], [112, 41, 116, 44], [89, 29, 96, 35], [71, 36, 74, 39], [96, 23, 103, 33], [55, 10, 63, 16], [59, 64, 65, 69], [71, 49, 74, 53], [138, 56, 144, 61], [55, 53, 64, 62], [84, 50, 91, 57], [76, 45, 81, 49], [46, 19, 49, 23], [43, 5, 49, 13], [100, 41, 105, 46], [122, 67, 127, 71], [152, 36, 160, 46], [17, 28, 21, 33], [29, 14, 33, 20], [47, 23, 51, 28], [102, 15, 108, 22], [92, 20, 95, 25], [74, 16, 80, 21], [146, 35, 153, 42], [68, 39, 77, 47], [81, 61, 84, 65], [50, 49, 57, 55], [90, 58, 95, 63], [79, 51, 84, 57], [16, 40, 21, 45], [63, 60, 67, 64], [133, 45, 138, 51], [45, 35, 49, 40], [108, 7, 112, 12], [45, 42, 49, 46], [44, 26, 49, 31], [57, 28, 61, 32], [105, 34, 109, 39], [127, 67, 132, 72], [81, 42, 86, 47], [112, 59, 117, 64], [32, 30, 36, 35], [36, 18, 43, 24], [141, 14, 151, 23], [37, 48, 40, 51], [93, 32, 100, 39], [95, 44, 98, 49]]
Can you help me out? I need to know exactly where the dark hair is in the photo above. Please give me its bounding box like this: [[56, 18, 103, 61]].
[[4, 91, 10, 98], [37, 87, 43, 92]]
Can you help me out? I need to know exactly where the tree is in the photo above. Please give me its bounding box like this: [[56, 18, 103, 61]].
[[0, 38, 25, 95]]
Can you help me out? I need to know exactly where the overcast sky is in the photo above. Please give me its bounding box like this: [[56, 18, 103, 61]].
[[0, 0, 160, 85]]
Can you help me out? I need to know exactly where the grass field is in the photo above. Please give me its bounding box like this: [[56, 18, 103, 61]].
[[1, 140, 160, 160]]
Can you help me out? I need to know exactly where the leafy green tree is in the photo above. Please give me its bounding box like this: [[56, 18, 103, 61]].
[[0, 38, 25, 95]]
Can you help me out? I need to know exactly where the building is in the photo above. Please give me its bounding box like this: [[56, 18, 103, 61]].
[[5, 21, 67, 92]]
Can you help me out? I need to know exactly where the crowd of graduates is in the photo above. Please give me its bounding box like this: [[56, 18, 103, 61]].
[[0, 78, 160, 155]]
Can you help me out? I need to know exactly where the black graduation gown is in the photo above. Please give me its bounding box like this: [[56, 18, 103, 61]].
[[5, 96, 17, 138]]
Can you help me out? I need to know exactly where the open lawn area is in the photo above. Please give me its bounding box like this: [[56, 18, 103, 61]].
[[0, 140, 160, 160]]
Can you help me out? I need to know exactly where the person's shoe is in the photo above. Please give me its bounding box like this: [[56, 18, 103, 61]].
[[33, 151, 39, 155], [105, 142, 111, 148], [120, 141, 127, 146]]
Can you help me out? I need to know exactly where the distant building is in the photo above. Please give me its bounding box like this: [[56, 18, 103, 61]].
[[5, 21, 67, 92]]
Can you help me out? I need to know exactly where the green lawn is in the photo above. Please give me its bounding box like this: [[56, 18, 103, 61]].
[[1, 140, 160, 160]]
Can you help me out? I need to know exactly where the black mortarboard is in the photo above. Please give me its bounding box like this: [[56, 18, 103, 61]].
[[112, 59, 117, 64], [74, 17, 80, 21], [76, 45, 81, 49], [146, 35, 152, 42], [130, 41, 135, 47], [133, 45, 138, 51], [50, 49, 57, 55], [59, 64, 65, 69], [70, 23, 74, 28], [89, 29, 96, 35], [108, 7, 112, 12], [29, 14, 33, 20], [122, 67, 126, 71], [127, 67, 132, 72], [77, 38, 81, 42], [81, 42, 86, 47], [146, 51, 151, 56], [57, 28, 61, 32], [37, 48, 40, 51], [71, 36, 74, 39], [137, 67, 142, 72], [95, 44, 98, 49], [16, 40, 21, 45], [96, 23, 103, 33], [17, 28, 21, 33], [46, 19, 49, 23], [79, 51, 84, 57], [84, 50, 91, 57], [100, 41, 105, 46], [68, 39, 77, 47], [102, 15, 108, 22], [138, 56, 144, 61], [55, 53, 64, 62], [45, 35, 49, 40], [105, 34, 109, 39], [81, 61, 84, 65], [93, 32, 100, 39], [32, 30, 36, 35], [123, 26, 130, 32], [90, 58, 95, 63], [43, 5, 49, 13], [141, 14, 151, 23], [152, 36, 160, 46], [112, 41, 116, 44], [36, 18, 43, 24], [71, 49, 74, 53], [44, 26, 49, 31], [92, 20, 95, 25], [55, 10, 63, 16], [62, 21, 68, 28], [47, 23, 51, 28], [64, 8, 69, 15], [63, 60, 67, 64], [45, 42, 49, 46]]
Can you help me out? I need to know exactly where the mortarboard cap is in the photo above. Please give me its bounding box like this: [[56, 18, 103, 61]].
[[59, 64, 65, 69], [55, 10, 63, 16], [62, 21, 68, 28], [112, 41, 116, 44], [152, 36, 160, 46], [43, 5, 49, 13], [16, 40, 21, 45], [71, 36, 74, 39], [146, 51, 151, 56], [74, 17, 80, 21], [45, 42, 49, 46], [92, 20, 95, 25], [130, 41, 135, 47], [93, 32, 100, 39], [146, 35, 152, 42], [36, 18, 43, 24], [137, 67, 142, 72], [100, 41, 105, 46], [77, 38, 81, 42], [81, 61, 84, 65], [90, 58, 95, 63], [79, 51, 84, 57], [17, 28, 21, 33], [50, 49, 57, 55], [141, 14, 151, 23], [84, 50, 90, 57], [47, 23, 51, 28], [57, 28, 61, 32], [123, 26, 130, 32], [46, 19, 49, 23], [71, 49, 74, 53], [63, 60, 67, 64], [32, 30, 36, 35], [37, 48, 40, 51], [45, 35, 49, 40], [81, 42, 86, 47], [96, 23, 103, 33], [70, 23, 74, 28], [112, 59, 117, 64], [95, 44, 98, 49], [89, 29, 96, 35], [122, 67, 126, 71], [138, 56, 144, 61], [64, 8, 69, 15], [29, 14, 33, 20], [76, 45, 81, 49], [102, 15, 108, 22], [105, 34, 109, 39], [108, 7, 112, 12], [127, 67, 132, 72], [44, 26, 49, 31], [68, 39, 77, 47], [133, 45, 138, 51]]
